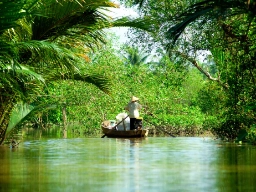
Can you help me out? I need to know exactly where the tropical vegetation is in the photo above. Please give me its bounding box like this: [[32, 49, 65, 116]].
[[120, 0, 256, 143], [0, 0, 152, 144], [1, 0, 256, 145]]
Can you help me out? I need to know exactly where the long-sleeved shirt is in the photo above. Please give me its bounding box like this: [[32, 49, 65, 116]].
[[125, 101, 142, 118]]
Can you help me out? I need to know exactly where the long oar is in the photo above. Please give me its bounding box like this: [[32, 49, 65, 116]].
[[145, 114, 176, 138], [101, 115, 129, 138]]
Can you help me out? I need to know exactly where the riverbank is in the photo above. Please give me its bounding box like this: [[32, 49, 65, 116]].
[[147, 126, 215, 138]]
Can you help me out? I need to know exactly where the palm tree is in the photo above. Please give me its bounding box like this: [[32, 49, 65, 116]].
[[123, 47, 150, 66], [0, 0, 114, 144], [0, 0, 155, 144]]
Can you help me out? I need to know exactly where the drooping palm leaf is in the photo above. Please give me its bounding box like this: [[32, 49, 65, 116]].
[[0, 64, 45, 101], [31, 0, 118, 41], [47, 72, 111, 94], [6, 101, 57, 135], [3, 64, 45, 82], [72, 73, 111, 94], [6, 102, 35, 135], [166, 0, 256, 44], [17, 40, 83, 72], [167, 7, 214, 44], [15, 40, 111, 93], [0, 0, 38, 35], [111, 16, 158, 33]]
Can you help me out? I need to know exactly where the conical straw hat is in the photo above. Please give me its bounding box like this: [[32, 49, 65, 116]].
[[131, 96, 139, 102]]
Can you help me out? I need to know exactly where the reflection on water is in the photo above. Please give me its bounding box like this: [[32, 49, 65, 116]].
[[1, 137, 256, 192]]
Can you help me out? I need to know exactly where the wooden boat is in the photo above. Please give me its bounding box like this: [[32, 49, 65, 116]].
[[101, 119, 148, 138], [101, 126, 148, 138]]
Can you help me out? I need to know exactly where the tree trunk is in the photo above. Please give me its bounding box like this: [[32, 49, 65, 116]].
[[0, 100, 15, 145], [62, 106, 67, 138]]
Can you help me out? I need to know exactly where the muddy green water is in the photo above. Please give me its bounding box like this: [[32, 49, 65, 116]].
[[1, 137, 256, 192]]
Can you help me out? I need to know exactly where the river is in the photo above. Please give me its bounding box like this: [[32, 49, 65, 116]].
[[1, 136, 256, 192]]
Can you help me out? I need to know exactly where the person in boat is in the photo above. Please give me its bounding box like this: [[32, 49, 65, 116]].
[[124, 96, 142, 130]]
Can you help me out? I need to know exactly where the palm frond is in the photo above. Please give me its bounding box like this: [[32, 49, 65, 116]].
[[4, 64, 45, 83], [6, 102, 34, 135], [0, 40, 19, 68], [123, 46, 150, 66], [47, 72, 111, 94], [6, 101, 57, 135], [73, 73, 111, 94], [0, 0, 37, 35], [112, 16, 157, 33], [167, 7, 213, 45], [16, 40, 85, 72], [1, 39, 84, 78], [167, 0, 255, 45], [31, 0, 117, 41], [0, 64, 45, 101]]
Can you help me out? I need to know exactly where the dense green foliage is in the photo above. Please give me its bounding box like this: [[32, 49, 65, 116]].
[[118, 0, 256, 142], [0, 0, 153, 144], [35, 39, 216, 137], [1, 0, 256, 144], [0, 0, 119, 144]]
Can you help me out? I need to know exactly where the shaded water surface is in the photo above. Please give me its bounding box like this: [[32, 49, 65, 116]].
[[1, 137, 256, 192]]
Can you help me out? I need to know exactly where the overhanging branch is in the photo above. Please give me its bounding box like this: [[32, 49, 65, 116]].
[[174, 51, 228, 89]]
